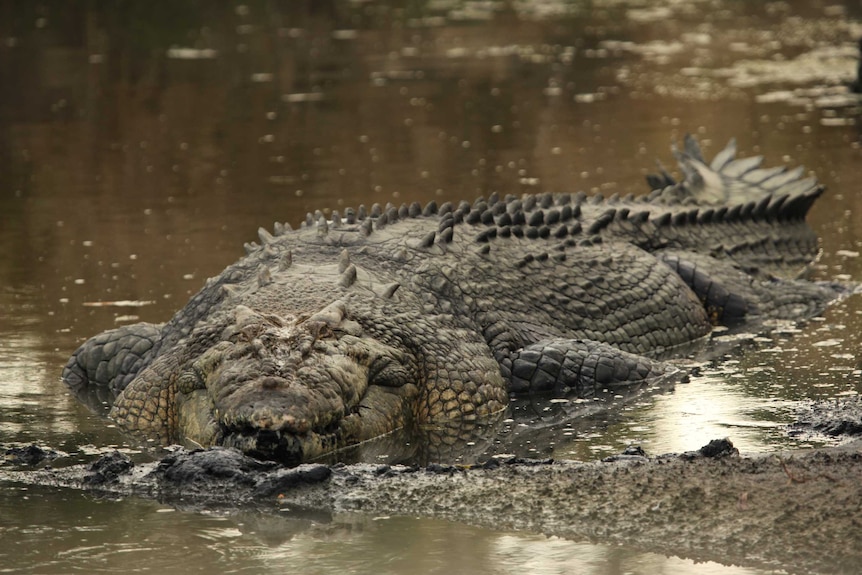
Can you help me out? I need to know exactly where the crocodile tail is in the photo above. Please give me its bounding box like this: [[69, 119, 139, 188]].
[[648, 135, 822, 212], [633, 136, 826, 280]]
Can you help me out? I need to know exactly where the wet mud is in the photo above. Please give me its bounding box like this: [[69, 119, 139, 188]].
[[3, 436, 861, 575], [791, 394, 862, 438]]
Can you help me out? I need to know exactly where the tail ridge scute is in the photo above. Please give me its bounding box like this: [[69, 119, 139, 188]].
[[708, 137, 737, 172], [648, 135, 821, 221]]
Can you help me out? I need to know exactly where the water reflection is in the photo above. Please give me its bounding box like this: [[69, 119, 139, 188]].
[[1, 1, 861, 573], [0, 483, 765, 575]]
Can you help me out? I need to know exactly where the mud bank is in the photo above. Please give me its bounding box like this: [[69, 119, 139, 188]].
[[3, 438, 861, 575]]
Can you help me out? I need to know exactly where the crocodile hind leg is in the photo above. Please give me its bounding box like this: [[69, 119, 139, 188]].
[[502, 339, 675, 395], [659, 253, 756, 325], [659, 251, 848, 325]]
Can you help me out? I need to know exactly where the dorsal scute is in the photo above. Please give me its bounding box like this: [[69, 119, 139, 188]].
[[239, 137, 822, 291], [386, 206, 399, 223], [258, 227, 275, 245]]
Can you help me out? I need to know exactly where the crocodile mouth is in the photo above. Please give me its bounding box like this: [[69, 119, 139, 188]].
[[218, 425, 335, 467]]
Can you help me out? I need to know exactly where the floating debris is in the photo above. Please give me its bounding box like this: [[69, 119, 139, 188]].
[[166, 47, 217, 60], [282, 93, 325, 103], [574, 92, 605, 103], [332, 30, 359, 40], [820, 117, 856, 127], [82, 300, 155, 307]]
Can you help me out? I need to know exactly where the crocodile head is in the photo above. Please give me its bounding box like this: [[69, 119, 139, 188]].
[[111, 300, 423, 465]]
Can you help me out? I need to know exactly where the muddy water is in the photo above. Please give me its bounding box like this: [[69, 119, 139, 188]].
[[1, 1, 861, 573]]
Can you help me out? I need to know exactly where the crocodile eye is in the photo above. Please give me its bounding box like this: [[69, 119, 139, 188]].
[[301, 320, 335, 345], [230, 323, 264, 343], [333, 319, 363, 337], [296, 332, 322, 358]]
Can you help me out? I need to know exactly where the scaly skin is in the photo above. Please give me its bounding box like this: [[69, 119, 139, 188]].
[[62, 136, 841, 465]]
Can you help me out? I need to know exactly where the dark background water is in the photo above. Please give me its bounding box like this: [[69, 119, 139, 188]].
[[1, 1, 861, 573]]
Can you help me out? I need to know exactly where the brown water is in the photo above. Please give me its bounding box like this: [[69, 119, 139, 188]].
[[1, 1, 861, 573]]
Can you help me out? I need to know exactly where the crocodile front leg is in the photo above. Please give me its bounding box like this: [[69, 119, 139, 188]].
[[62, 323, 162, 398], [109, 351, 181, 445], [502, 339, 675, 395]]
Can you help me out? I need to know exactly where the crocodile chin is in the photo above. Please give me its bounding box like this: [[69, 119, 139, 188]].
[[212, 384, 415, 466], [172, 303, 419, 465]]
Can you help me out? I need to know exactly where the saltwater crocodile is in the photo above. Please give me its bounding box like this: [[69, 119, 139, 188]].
[[62, 136, 842, 465]]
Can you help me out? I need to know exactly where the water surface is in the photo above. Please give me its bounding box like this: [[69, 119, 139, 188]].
[[1, 1, 861, 573]]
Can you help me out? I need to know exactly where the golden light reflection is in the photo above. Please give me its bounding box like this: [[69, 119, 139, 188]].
[[645, 375, 788, 455]]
